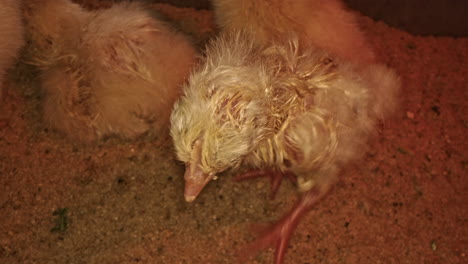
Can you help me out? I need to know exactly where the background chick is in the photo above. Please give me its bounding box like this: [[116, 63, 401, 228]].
[[24, 0, 197, 142], [213, 0, 375, 64], [171, 31, 399, 263], [0, 0, 25, 99]]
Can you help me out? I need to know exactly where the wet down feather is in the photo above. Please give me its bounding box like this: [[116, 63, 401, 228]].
[[171, 1, 399, 262]]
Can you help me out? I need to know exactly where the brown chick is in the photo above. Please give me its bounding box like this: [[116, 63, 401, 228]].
[[213, 0, 375, 64], [24, 0, 197, 142], [170, 31, 399, 263], [0, 0, 25, 98]]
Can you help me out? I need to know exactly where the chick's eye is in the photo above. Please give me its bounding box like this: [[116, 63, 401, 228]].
[[189, 140, 198, 152], [189, 138, 204, 162]]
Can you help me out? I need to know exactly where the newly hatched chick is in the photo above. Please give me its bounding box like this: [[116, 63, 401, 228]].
[[0, 0, 25, 98], [213, 0, 375, 64], [171, 31, 399, 263], [24, 0, 197, 142]]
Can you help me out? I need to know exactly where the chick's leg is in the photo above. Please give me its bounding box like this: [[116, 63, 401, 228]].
[[244, 183, 332, 264], [235, 169, 297, 199]]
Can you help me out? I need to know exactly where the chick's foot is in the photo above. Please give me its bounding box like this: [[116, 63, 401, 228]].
[[242, 186, 328, 264], [235, 169, 296, 199]]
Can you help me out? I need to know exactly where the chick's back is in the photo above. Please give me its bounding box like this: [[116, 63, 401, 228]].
[[213, 0, 375, 64]]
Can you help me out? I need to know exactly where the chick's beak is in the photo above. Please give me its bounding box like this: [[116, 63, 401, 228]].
[[184, 162, 215, 202], [183, 138, 215, 202]]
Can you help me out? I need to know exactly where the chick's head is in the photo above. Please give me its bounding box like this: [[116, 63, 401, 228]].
[[171, 40, 270, 201]]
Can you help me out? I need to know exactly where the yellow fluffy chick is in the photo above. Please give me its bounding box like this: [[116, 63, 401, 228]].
[[0, 0, 25, 98], [213, 0, 375, 64], [171, 31, 399, 263], [24, 0, 197, 142]]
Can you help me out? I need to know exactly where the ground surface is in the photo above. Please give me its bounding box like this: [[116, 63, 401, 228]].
[[0, 3, 467, 264]]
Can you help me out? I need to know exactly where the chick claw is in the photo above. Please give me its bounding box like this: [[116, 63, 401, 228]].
[[235, 169, 297, 199], [242, 187, 328, 264]]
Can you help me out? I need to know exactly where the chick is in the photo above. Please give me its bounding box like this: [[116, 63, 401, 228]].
[[213, 0, 375, 64], [24, 0, 197, 142], [171, 31, 399, 263], [0, 0, 25, 98]]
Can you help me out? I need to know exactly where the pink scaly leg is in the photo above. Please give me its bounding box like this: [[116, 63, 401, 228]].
[[242, 183, 332, 264], [235, 169, 297, 199]]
